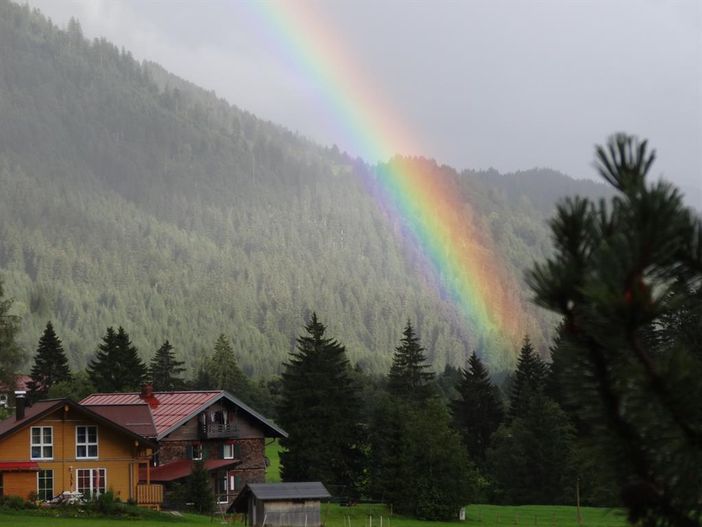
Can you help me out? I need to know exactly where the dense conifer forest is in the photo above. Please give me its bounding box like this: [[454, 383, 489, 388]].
[[0, 0, 608, 376]]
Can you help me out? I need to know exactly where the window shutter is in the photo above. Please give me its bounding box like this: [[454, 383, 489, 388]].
[[186, 445, 193, 459], [221, 443, 225, 459], [234, 443, 241, 458]]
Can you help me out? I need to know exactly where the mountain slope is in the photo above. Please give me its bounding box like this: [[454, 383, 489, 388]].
[[0, 1, 606, 375]]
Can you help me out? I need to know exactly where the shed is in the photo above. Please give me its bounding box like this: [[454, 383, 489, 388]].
[[230, 482, 331, 527]]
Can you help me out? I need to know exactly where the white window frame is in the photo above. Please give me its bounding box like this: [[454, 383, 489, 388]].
[[75, 425, 99, 459], [30, 426, 53, 460], [76, 468, 107, 497], [192, 442, 203, 461], [37, 469, 53, 501], [216, 473, 228, 503], [223, 443, 234, 459]]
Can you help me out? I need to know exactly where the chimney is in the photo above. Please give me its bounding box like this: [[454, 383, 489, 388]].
[[14, 390, 26, 420], [140, 383, 154, 400]]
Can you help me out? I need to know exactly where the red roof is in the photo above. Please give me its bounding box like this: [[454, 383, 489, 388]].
[[82, 391, 221, 438], [0, 375, 32, 392], [140, 459, 239, 482], [0, 461, 40, 472], [86, 404, 157, 438]]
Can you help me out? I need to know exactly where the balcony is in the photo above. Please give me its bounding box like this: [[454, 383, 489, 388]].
[[200, 422, 240, 439], [136, 483, 163, 510]]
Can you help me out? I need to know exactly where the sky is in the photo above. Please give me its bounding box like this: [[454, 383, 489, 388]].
[[25, 0, 702, 203]]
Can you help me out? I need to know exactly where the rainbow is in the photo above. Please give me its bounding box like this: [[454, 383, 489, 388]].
[[246, 2, 528, 351]]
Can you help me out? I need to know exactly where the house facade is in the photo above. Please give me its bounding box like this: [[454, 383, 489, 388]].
[[0, 394, 161, 507], [82, 387, 287, 508]]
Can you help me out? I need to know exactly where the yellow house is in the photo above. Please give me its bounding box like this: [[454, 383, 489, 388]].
[[0, 395, 162, 508]]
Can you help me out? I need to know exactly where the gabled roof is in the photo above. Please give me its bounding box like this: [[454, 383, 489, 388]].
[[231, 482, 331, 512], [81, 390, 287, 440], [0, 399, 157, 447]]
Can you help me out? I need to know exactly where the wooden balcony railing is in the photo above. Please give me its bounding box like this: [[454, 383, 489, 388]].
[[201, 423, 240, 439], [136, 483, 163, 509]]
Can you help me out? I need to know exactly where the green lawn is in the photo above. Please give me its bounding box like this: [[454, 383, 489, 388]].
[[0, 510, 214, 526], [320, 504, 625, 527], [0, 504, 626, 527], [265, 439, 282, 483]]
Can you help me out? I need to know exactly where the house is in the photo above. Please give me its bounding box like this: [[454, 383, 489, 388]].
[[0, 375, 32, 409], [0, 392, 161, 508], [231, 482, 331, 527], [81, 386, 287, 508]]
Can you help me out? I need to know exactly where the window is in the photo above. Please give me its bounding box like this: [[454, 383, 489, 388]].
[[192, 442, 203, 460], [223, 443, 234, 459], [230, 474, 242, 492], [37, 470, 53, 501], [215, 472, 228, 503], [30, 427, 53, 459], [76, 426, 98, 459], [76, 468, 106, 497]]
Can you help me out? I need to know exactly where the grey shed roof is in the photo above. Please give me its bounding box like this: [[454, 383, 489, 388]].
[[230, 482, 331, 513], [247, 482, 331, 501]]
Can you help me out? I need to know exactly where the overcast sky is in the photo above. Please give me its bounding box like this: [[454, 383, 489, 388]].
[[25, 0, 702, 201]]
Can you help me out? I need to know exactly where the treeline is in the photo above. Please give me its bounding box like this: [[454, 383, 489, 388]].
[[0, 0, 610, 375], [274, 313, 617, 519]]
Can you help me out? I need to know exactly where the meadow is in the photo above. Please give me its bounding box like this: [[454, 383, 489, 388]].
[[0, 503, 627, 527]]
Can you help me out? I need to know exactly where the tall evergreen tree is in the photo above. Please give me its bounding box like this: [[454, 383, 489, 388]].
[[508, 336, 547, 420], [27, 321, 71, 401], [451, 351, 504, 465], [87, 326, 146, 392], [207, 334, 249, 395], [488, 393, 576, 505], [528, 134, 702, 526], [277, 313, 364, 492], [148, 340, 185, 391], [0, 279, 23, 389], [387, 321, 435, 403]]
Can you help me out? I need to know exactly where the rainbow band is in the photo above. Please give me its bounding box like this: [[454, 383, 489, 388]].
[[248, 2, 527, 352]]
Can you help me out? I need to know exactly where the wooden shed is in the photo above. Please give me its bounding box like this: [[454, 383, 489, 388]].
[[230, 482, 331, 527]]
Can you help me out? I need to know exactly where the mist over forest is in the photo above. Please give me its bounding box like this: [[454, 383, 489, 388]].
[[0, 0, 611, 376]]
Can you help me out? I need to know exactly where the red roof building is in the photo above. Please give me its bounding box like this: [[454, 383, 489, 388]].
[[82, 387, 286, 508]]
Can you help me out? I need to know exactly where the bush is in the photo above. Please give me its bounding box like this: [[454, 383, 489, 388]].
[[0, 495, 36, 510]]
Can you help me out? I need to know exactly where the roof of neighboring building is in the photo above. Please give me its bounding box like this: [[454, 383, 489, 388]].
[[0, 399, 157, 447], [140, 458, 240, 482], [87, 404, 157, 438], [0, 374, 32, 392], [231, 482, 331, 513], [81, 390, 287, 440]]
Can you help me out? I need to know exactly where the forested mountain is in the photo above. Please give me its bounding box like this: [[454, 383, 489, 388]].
[[0, 1, 607, 376]]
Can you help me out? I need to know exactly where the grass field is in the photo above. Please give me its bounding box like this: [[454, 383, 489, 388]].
[[0, 504, 627, 527], [265, 439, 282, 483]]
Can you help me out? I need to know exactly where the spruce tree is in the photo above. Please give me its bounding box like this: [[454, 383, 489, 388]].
[[148, 340, 185, 391], [277, 313, 364, 492], [188, 461, 214, 514], [206, 334, 249, 395], [451, 351, 504, 464], [27, 321, 71, 401], [528, 134, 702, 526], [88, 326, 146, 392], [508, 336, 547, 420], [387, 321, 435, 403], [0, 279, 23, 389], [488, 393, 575, 505]]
